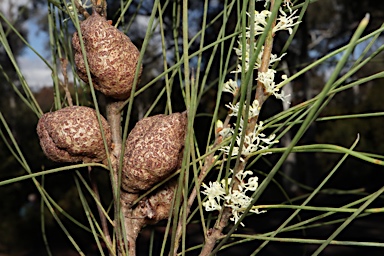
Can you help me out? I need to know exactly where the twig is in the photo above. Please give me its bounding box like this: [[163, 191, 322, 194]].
[[246, 4, 276, 135], [120, 191, 140, 256], [74, 0, 90, 19], [105, 99, 125, 254], [60, 58, 73, 107], [106, 99, 142, 256], [106, 100, 124, 161], [105, 99, 128, 255]]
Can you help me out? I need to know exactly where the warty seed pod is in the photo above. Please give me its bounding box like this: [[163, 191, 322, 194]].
[[133, 179, 178, 225], [37, 106, 112, 163], [72, 11, 142, 100], [121, 112, 187, 193]]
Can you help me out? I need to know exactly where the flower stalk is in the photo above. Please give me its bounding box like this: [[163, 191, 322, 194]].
[[199, 0, 300, 254]]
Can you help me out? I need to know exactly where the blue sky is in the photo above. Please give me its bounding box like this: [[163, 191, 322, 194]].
[[18, 16, 52, 90], [1, 0, 53, 90]]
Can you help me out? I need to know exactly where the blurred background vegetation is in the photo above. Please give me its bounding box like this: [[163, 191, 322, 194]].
[[1, 0, 384, 255]]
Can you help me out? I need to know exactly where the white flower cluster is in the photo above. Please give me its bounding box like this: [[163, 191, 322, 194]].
[[223, 79, 239, 95], [219, 119, 278, 157], [201, 170, 266, 226], [225, 99, 260, 119], [258, 69, 291, 103], [203, 0, 298, 227], [220, 98, 278, 158], [247, 8, 300, 36], [232, 45, 285, 74], [225, 1, 299, 102]]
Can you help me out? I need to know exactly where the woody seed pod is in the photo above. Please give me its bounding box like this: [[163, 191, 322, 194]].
[[72, 11, 142, 100], [37, 106, 112, 163], [122, 112, 187, 193], [133, 179, 178, 225]]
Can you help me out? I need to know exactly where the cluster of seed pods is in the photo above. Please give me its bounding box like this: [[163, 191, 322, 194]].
[[37, 8, 187, 226]]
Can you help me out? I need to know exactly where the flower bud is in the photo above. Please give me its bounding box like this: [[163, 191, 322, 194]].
[[37, 106, 112, 163]]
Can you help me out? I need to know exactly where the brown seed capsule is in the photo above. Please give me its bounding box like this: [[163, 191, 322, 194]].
[[72, 11, 142, 100], [134, 179, 178, 225], [37, 106, 112, 163], [122, 112, 187, 193]]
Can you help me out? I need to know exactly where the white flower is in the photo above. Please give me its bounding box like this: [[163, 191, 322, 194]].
[[227, 170, 264, 226], [246, 5, 300, 37], [201, 170, 265, 227], [262, 0, 294, 13], [249, 99, 260, 118], [284, 0, 293, 13], [216, 120, 233, 138], [233, 41, 260, 73], [245, 176, 259, 192], [257, 69, 291, 103], [201, 181, 226, 199], [220, 144, 240, 157], [225, 190, 252, 226], [235, 170, 254, 191], [269, 52, 287, 66], [246, 10, 271, 36], [273, 8, 301, 35], [225, 99, 259, 119], [258, 69, 277, 94], [275, 89, 291, 104], [233, 40, 286, 74], [201, 181, 226, 211], [202, 199, 222, 211], [223, 79, 239, 95], [225, 102, 241, 117], [220, 120, 278, 157]]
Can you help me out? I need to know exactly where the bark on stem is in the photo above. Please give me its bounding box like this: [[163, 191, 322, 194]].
[[120, 191, 140, 256], [106, 100, 123, 160], [74, 0, 90, 18], [107, 99, 138, 256], [106, 99, 139, 256], [246, 12, 276, 135], [105, 100, 124, 255]]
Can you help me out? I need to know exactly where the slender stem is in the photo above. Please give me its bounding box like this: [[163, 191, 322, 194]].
[[245, 3, 276, 135], [60, 57, 73, 107], [106, 99, 143, 256], [106, 99, 128, 255], [106, 100, 124, 159], [120, 191, 140, 256], [74, 0, 90, 18]]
